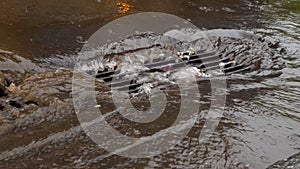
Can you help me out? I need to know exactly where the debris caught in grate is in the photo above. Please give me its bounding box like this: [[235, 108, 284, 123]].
[[95, 48, 252, 94]]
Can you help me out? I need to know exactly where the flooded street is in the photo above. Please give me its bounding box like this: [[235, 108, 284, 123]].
[[0, 0, 300, 169]]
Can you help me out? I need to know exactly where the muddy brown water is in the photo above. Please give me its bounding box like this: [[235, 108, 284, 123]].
[[0, 0, 300, 169], [0, 0, 262, 58]]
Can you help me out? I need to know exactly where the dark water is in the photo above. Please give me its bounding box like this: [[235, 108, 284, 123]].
[[0, 0, 263, 58], [0, 0, 299, 168]]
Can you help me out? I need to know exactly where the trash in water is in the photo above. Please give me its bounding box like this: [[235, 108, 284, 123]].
[[190, 67, 211, 78], [116, 1, 134, 14], [177, 48, 195, 60]]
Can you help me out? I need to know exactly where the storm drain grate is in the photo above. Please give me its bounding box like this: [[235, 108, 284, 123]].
[[96, 50, 251, 92]]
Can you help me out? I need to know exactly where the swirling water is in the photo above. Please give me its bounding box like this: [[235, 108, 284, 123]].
[[0, 0, 299, 168]]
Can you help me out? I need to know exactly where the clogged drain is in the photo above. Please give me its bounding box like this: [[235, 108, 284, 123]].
[[96, 48, 240, 94], [93, 30, 285, 95]]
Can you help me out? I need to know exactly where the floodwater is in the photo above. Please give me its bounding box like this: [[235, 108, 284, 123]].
[[0, 0, 300, 168]]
